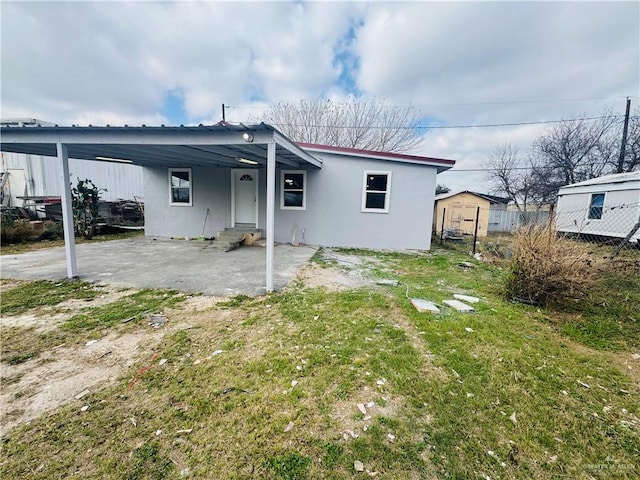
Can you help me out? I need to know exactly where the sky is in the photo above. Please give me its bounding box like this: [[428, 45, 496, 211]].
[[1, 0, 639, 192]]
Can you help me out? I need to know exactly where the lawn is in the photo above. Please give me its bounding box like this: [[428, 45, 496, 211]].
[[0, 247, 638, 479]]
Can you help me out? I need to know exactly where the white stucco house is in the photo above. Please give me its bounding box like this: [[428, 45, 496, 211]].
[[555, 172, 640, 243], [0, 122, 455, 290]]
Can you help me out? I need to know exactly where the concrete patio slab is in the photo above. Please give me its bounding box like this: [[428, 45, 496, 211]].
[[0, 237, 318, 296]]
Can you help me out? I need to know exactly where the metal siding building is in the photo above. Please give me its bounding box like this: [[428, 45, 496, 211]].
[[2, 152, 143, 205]]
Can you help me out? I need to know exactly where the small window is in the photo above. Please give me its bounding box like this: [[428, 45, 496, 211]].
[[281, 170, 306, 210], [362, 171, 391, 213], [588, 193, 605, 220], [169, 168, 192, 206]]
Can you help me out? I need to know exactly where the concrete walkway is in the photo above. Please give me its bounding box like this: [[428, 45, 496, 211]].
[[0, 237, 318, 296]]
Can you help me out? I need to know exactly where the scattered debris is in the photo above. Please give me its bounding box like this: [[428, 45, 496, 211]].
[[155, 429, 162, 436], [149, 314, 166, 328], [75, 389, 90, 400], [121, 316, 136, 324], [577, 381, 590, 389], [85, 340, 98, 347], [458, 261, 475, 269], [291, 380, 298, 388], [130, 417, 137, 427], [221, 387, 253, 395], [454, 293, 480, 303], [509, 412, 517, 425], [366, 401, 375, 408], [158, 358, 167, 366], [96, 351, 112, 360], [211, 349, 224, 356], [376, 379, 386, 386], [354, 460, 365, 472], [284, 422, 295, 433], [465, 327, 474, 332], [443, 299, 475, 313], [410, 298, 440, 313], [357, 403, 367, 415], [80, 405, 89, 412], [473, 252, 484, 261], [451, 369, 461, 379], [346, 429, 358, 439], [376, 279, 399, 286], [561, 390, 568, 396], [387, 433, 395, 442], [466, 393, 474, 398]]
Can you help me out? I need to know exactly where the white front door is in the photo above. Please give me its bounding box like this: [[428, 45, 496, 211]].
[[233, 169, 257, 226]]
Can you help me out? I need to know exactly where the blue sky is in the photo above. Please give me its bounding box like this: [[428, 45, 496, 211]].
[[1, 1, 638, 191]]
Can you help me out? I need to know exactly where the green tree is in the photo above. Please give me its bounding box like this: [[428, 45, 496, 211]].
[[71, 178, 105, 240]]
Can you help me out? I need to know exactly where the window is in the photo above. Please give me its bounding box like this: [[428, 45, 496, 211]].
[[361, 171, 391, 213], [281, 170, 306, 210], [588, 193, 605, 220], [169, 168, 192, 206]]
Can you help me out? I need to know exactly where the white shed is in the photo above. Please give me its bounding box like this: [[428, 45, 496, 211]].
[[555, 172, 640, 243]]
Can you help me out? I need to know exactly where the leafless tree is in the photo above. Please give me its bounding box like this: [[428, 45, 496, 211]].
[[531, 112, 618, 190], [483, 143, 536, 211], [435, 184, 451, 195], [259, 97, 424, 153], [611, 107, 640, 173]]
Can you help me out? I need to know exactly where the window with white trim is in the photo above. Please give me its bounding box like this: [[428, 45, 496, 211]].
[[281, 170, 306, 210], [169, 168, 192, 206], [588, 193, 605, 220], [361, 171, 391, 213]]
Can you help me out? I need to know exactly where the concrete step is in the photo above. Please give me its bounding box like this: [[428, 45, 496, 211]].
[[209, 231, 246, 252], [224, 226, 262, 234]]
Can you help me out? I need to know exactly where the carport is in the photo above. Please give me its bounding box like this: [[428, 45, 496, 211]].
[[0, 123, 322, 292]]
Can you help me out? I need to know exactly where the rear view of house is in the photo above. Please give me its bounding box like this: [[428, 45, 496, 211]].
[[555, 172, 640, 244]]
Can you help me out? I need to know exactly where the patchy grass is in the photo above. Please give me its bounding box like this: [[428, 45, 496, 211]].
[[0, 249, 638, 479], [1, 283, 185, 365], [0, 229, 143, 255], [0, 280, 102, 316]]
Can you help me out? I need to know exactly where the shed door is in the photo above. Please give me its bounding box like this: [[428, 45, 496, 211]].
[[233, 169, 257, 226]]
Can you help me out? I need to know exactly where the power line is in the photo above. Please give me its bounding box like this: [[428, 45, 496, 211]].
[[270, 115, 627, 131]]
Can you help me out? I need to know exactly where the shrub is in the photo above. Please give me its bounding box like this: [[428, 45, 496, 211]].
[[505, 223, 602, 307], [0, 215, 33, 245]]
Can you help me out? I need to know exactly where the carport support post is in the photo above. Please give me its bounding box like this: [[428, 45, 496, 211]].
[[265, 138, 276, 292], [57, 142, 78, 278]]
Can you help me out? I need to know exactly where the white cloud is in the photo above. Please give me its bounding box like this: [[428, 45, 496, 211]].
[[1, 1, 637, 193]]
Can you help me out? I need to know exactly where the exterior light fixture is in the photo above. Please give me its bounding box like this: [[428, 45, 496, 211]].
[[238, 157, 258, 165], [242, 132, 254, 143], [95, 156, 133, 164]]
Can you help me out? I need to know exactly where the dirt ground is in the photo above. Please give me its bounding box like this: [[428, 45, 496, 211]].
[[0, 252, 386, 438]]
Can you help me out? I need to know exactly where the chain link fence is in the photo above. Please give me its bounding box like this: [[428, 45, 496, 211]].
[[434, 203, 640, 260]]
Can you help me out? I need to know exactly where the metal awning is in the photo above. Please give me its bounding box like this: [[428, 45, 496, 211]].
[[0, 122, 322, 293], [0, 122, 322, 169]]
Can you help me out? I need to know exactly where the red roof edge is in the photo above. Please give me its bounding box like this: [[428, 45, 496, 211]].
[[296, 142, 456, 166]]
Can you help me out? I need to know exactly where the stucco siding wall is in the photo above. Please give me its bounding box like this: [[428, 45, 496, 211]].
[[274, 153, 437, 250], [144, 166, 231, 238], [556, 187, 640, 239]]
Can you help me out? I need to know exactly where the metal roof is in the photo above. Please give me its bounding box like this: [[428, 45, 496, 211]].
[[0, 122, 322, 169], [298, 142, 455, 173], [558, 171, 640, 190]]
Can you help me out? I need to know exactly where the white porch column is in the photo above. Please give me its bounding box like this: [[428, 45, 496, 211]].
[[266, 138, 276, 292], [57, 142, 78, 278]]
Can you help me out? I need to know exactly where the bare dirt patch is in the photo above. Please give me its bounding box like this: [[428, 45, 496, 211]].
[[295, 264, 372, 291], [0, 296, 208, 438]]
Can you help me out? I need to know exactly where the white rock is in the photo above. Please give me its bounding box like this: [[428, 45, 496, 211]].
[[212, 349, 224, 356], [357, 403, 367, 415], [510, 412, 517, 425], [85, 340, 98, 347], [354, 460, 365, 472], [465, 327, 474, 332], [158, 358, 167, 366], [284, 421, 295, 433], [80, 405, 89, 412], [291, 380, 298, 388], [155, 429, 162, 436], [387, 433, 395, 442], [366, 401, 375, 408]]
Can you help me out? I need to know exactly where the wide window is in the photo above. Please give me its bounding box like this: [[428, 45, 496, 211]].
[[588, 193, 605, 220], [281, 170, 306, 210], [169, 168, 192, 206], [361, 171, 391, 213]]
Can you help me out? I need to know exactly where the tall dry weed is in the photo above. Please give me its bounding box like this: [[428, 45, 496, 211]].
[[506, 223, 603, 307]]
